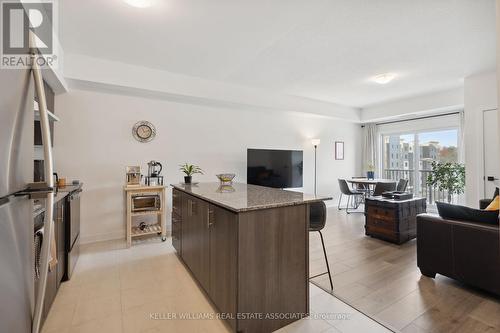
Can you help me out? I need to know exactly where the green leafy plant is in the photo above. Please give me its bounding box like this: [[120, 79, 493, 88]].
[[367, 164, 375, 172], [426, 161, 465, 203], [179, 163, 204, 177]]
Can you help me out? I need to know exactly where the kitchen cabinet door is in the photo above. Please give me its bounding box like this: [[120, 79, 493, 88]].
[[56, 201, 66, 286], [209, 204, 237, 331], [171, 214, 182, 254], [171, 189, 182, 254], [182, 194, 210, 292]]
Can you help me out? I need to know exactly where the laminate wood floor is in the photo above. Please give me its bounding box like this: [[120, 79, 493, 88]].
[[309, 207, 500, 333]]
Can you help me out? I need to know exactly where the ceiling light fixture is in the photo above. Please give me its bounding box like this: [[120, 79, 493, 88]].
[[371, 73, 397, 84], [123, 0, 154, 8]]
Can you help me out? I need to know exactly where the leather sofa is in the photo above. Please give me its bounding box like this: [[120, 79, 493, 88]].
[[416, 213, 500, 296]]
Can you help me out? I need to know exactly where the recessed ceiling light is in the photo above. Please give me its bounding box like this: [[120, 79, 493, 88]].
[[123, 0, 154, 8], [371, 73, 397, 84]]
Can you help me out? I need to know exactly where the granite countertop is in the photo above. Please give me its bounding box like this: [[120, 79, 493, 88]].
[[33, 183, 83, 216], [171, 182, 332, 213], [56, 183, 83, 194]]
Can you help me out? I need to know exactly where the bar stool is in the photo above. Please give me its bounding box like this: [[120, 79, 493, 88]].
[[309, 201, 333, 290]]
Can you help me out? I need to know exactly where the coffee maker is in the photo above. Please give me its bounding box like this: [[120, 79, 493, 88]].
[[145, 161, 164, 186]]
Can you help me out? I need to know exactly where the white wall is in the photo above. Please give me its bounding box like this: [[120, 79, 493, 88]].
[[65, 54, 361, 121], [54, 88, 362, 243], [464, 71, 498, 206]]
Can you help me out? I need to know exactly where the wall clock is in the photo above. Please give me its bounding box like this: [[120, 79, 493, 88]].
[[132, 121, 156, 143]]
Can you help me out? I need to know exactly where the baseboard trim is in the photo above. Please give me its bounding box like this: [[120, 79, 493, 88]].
[[80, 230, 125, 245], [80, 228, 173, 245]]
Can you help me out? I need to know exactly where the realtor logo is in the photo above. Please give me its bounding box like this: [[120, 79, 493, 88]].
[[1, 1, 57, 69]]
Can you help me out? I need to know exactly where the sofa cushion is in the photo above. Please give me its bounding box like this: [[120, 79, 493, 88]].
[[485, 196, 500, 211], [436, 202, 499, 225]]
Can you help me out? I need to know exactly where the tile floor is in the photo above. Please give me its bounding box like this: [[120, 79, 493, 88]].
[[42, 238, 392, 333]]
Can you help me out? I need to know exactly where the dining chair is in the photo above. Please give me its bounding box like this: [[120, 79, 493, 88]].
[[338, 179, 365, 213], [397, 179, 408, 192], [372, 182, 397, 196], [351, 176, 372, 196], [309, 201, 333, 290]]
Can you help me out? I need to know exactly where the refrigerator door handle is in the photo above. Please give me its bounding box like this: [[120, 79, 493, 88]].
[[0, 197, 9, 207], [30, 40, 55, 333], [13, 182, 54, 199]]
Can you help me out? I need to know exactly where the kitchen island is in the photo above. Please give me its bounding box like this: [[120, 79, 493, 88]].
[[171, 182, 331, 333]]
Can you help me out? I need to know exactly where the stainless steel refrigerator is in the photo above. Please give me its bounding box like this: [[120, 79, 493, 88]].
[[0, 58, 55, 332]]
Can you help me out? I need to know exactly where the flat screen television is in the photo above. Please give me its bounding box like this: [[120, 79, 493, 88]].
[[247, 149, 303, 188]]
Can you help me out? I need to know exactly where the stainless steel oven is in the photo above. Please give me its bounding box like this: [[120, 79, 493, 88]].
[[132, 194, 161, 212]]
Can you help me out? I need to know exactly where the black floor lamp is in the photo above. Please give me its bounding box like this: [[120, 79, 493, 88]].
[[312, 139, 320, 196]]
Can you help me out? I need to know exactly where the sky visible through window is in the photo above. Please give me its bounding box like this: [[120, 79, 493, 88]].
[[383, 129, 459, 172], [396, 130, 457, 147], [383, 128, 460, 201], [418, 130, 457, 147]]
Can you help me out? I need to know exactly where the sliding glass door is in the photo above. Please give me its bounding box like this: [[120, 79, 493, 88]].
[[382, 134, 416, 192], [382, 128, 459, 204]]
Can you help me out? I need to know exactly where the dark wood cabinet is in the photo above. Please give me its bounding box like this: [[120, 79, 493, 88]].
[[237, 205, 308, 333], [365, 197, 427, 244], [182, 195, 210, 292], [172, 189, 308, 333], [209, 204, 237, 330], [175, 194, 238, 329], [171, 189, 182, 254]]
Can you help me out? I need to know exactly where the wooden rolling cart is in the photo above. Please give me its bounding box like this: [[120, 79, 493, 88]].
[[124, 185, 167, 247]]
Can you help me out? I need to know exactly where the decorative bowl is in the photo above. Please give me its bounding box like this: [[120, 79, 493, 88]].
[[216, 173, 236, 185], [216, 185, 235, 193]]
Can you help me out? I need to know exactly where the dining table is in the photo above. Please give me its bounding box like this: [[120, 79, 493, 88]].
[[346, 178, 397, 197], [346, 178, 395, 186]]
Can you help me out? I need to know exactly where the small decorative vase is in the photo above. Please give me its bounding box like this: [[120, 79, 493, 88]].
[[184, 176, 192, 184], [367, 171, 374, 180], [216, 173, 236, 186]]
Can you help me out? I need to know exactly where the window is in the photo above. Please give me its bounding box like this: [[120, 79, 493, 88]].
[[382, 129, 459, 203]]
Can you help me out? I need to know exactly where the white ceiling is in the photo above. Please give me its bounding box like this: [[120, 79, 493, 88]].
[[60, 0, 496, 108]]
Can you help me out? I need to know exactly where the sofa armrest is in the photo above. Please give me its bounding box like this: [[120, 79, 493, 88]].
[[417, 213, 500, 294], [416, 214, 454, 277], [452, 218, 500, 293]]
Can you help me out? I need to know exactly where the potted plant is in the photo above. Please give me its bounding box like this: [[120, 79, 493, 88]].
[[367, 164, 375, 180], [426, 161, 465, 203], [179, 163, 204, 184]]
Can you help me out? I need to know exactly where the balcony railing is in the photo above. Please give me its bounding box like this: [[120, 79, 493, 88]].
[[383, 169, 456, 204]]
